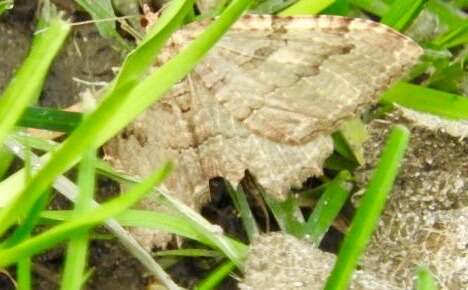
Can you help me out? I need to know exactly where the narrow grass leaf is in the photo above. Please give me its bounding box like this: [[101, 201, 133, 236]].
[[61, 149, 96, 290], [195, 261, 237, 290], [40, 209, 248, 253], [158, 189, 246, 267], [416, 266, 439, 290], [380, 82, 468, 120], [279, 0, 335, 16], [225, 181, 259, 242], [110, 0, 194, 92], [0, 162, 172, 267], [0, 146, 14, 180], [263, 193, 304, 237], [427, 60, 466, 94], [322, 0, 350, 16], [155, 249, 221, 257], [427, 0, 466, 31], [349, 0, 389, 16], [0, 0, 252, 236], [381, 0, 427, 31], [0, 9, 70, 147], [1, 140, 181, 290], [431, 21, 468, 48], [303, 171, 351, 244], [17, 106, 82, 133], [74, 0, 129, 49], [323, 125, 410, 290], [0, 191, 49, 249]]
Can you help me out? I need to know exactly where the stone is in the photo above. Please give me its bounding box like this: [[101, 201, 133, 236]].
[[355, 108, 468, 289], [240, 233, 402, 290]]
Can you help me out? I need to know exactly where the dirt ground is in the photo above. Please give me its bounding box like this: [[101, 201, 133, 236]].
[[1, 1, 154, 289]]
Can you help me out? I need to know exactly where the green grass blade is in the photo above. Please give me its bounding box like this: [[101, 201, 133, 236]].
[[279, 0, 335, 15], [349, 0, 389, 16], [416, 267, 439, 290], [40, 209, 248, 253], [380, 82, 468, 120], [17, 257, 32, 290], [251, 0, 296, 14], [0, 144, 49, 250], [431, 21, 468, 48], [73, 0, 130, 49], [322, 0, 350, 15], [323, 125, 410, 290], [380, 0, 427, 31], [110, 0, 194, 92], [0, 0, 252, 237], [427, 0, 466, 30], [11, 133, 57, 152], [61, 149, 96, 290], [155, 249, 221, 257], [0, 191, 49, 249], [158, 189, 246, 267], [0, 162, 172, 267], [0, 146, 14, 180], [0, 0, 13, 15], [0, 9, 70, 148], [303, 171, 351, 244], [17, 106, 82, 133], [195, 261, 237, 290], [0, 140, 181, 290], [225, 181, 259, 242], [262, 192, 304, 236]]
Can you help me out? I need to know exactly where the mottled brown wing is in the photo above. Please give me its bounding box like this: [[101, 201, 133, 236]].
[[185, 15, 423, 144], [104, 15, 422, 249]]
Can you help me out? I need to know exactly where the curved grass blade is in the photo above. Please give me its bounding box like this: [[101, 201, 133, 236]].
[[323, 125, 410, 290], [0, 7, 70, 147], [380, 82, 468, 120], [195, 260, 237, 290], [0, 162, 172, 267], [427, 0, 466, 31], [431, 22, 468, 49], [303, 171, 351, 244], [1, 139, 180, 289], [110, 0, 194, 92], [0, 0, 253, 237], [157, 189, 246, 267], [381, 0, 427, 31], [41, 209, 247, 253]]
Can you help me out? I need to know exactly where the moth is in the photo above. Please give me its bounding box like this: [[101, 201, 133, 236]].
[[104, 14, 422, 247]]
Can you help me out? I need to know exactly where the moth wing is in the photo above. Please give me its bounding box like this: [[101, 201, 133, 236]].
[[187, 15, 423, 144]]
